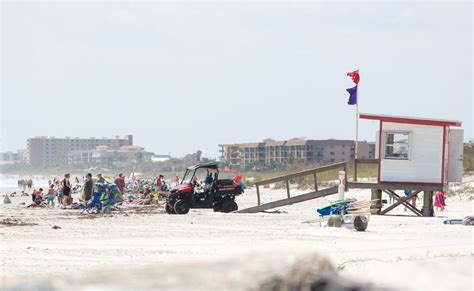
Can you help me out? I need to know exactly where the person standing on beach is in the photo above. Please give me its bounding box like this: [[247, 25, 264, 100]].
[[46, 184, 55, 208], [155, 175, 164, 191], [83, 173, 93, 201], [56, 181, 63, 205], [114, 173, 125, 194], [26, 179, 33, 193], [61, 173, 72, 207], [434, 191, 446, 211]]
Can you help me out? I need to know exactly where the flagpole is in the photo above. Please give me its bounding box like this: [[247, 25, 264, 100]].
[[355, 69, 359, 159], [355, 93, 359, 159]]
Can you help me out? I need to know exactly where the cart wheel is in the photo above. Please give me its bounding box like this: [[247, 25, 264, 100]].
[[174, 200, 190, 215], [165, 203, 176, 214], [221, 199, 238, 213], [354, 215, 368, 231], [327, 215, 342, 228]]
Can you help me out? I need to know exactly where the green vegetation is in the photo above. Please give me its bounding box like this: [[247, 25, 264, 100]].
[[463, 144, 474, 173], [242, 161, 378, 189], [3, 145, 472, 184]]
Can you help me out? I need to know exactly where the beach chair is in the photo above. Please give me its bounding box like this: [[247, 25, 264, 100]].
[[316, 198, 375, 231], [82, 192, 103, 214]]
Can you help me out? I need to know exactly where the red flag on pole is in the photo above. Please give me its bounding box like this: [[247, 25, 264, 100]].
[[347, 69, 360, 84]]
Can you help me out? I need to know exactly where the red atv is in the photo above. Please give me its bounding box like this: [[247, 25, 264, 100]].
[[165, 163, 244, 214]]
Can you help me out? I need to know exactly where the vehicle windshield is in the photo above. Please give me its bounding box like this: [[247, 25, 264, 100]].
[[181, 167, 218, 184], [181, 169, 193, 184]]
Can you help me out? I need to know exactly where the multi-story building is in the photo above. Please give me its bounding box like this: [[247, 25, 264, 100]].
[[0, 150, 26, 164], [26, 135, 133, 167], [219, 139, 375, 168], [67, 145, 145, 165]]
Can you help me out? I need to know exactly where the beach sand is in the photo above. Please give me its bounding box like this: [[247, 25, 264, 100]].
[[0, 178, 473, 290]]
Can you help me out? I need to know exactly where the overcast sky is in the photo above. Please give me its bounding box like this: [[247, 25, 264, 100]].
[[1, 1, 472, 157]]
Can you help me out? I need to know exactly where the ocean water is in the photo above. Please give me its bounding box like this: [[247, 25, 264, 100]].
[[0, 175, 50, 194]]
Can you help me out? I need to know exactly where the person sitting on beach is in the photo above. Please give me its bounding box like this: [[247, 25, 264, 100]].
[[32, 188, 43, 202], [27, 188, 44, 208], [21, 191, 28, 196], [130, 190, 151, 205], [10, 192, 17, 197]]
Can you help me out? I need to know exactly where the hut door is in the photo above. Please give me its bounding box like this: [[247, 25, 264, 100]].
[[447, 129, 463, 182]]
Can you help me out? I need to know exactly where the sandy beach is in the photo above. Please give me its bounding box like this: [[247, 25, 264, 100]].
[[1, 176, 473, 290]]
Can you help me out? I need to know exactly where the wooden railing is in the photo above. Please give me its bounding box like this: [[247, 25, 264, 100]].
[[353, 158, 378, 181], [254, 162, 347, 205]]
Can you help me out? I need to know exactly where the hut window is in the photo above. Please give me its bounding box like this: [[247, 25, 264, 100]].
[[384, 132, 410, 160]]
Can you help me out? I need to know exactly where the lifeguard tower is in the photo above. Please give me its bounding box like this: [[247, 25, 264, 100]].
[[238, 113, 464, 217], [349, 113, 464, 216]]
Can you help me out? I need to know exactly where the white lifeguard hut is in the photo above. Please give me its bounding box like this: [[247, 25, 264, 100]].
[[349, 113, 464, 216], [360, 113, 463, 185]]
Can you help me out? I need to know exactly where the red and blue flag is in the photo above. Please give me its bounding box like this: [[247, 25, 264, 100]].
[[346, 69, 360, 105]]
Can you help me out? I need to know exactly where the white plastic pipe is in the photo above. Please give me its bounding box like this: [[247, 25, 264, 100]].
[[338, 170, 346, 200]]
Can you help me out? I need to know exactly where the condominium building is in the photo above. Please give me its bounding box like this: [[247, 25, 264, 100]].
[[219, 139, 375, 168], [26, 135, 133, 167]]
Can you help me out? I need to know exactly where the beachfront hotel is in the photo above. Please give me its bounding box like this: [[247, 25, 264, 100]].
[[26, 135, 133, 167], [219, 139, 375, 168]]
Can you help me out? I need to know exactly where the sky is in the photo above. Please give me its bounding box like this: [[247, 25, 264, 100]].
[[1, 1, 472, 158]]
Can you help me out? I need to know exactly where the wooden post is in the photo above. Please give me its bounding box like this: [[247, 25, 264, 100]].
[[256, 185, 261, 206], [313, 173, 318, 191], [285, 180, 290, 198], [423, 191, 434, 217], [370, 189, 382, 214], [354, 160, 358, 182]]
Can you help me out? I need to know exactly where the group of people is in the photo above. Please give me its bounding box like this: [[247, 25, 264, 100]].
[[402, 189, 448, 212], [27, 173, 75, 208], [21, 172, 173, 210], [126, 175, 170, 204], [17, 179, 33, 192]]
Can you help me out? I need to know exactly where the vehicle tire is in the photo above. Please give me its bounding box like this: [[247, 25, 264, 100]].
[[213, 203, 221, 212], [174, 200, 190, 215], [327, 215, 342, 228], [354, 215, 368, 231], [165, 203, 176, 214], [221, 199, 238, 213]]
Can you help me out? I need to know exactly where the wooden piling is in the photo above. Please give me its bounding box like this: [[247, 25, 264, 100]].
[[313, 173, 318, 191], [370, 189, 382, 214], [256, 185, 261, 206], [423, 191, 434, 217]]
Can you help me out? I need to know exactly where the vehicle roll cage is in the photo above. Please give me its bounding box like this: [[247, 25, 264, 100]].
[[180, 163, 220, 185]]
